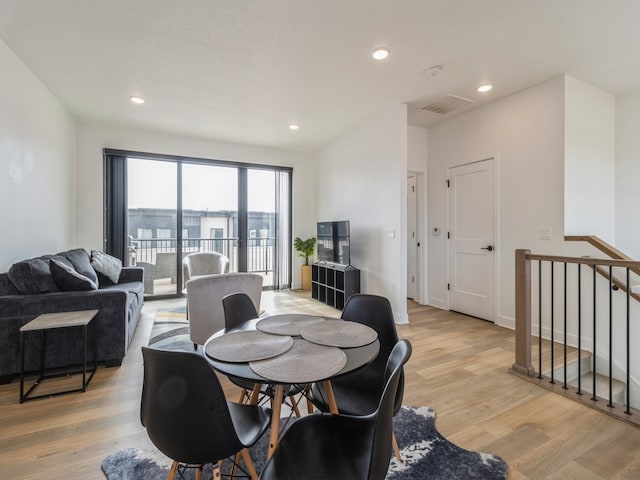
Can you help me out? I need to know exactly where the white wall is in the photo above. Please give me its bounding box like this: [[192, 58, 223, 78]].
[[615, 89, 640, 259], [0, 39, 76, 271], [564, 76, 616, 243], [316, 105, 408, 323], [75, 123, 315, 287], [407, 125, 428, 304], [428, 76, 596, 328]]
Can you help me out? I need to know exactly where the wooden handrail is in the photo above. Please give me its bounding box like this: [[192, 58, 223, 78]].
[[593, 265, 640, 303], [527, 254, 640, 268], [564, 235, 630, 260], [565, 235, 640, 277]]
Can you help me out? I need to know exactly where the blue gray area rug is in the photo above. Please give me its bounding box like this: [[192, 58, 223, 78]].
[[147, 307, 194, 352], [112, 309, 508, 479], [102, 406, 507, 479]]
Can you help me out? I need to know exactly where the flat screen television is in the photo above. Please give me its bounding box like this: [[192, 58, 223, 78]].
[[317, 220, 350, 266]]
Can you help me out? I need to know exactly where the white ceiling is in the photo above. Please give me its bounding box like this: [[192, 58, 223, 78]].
[[1, 0, 639, 152]]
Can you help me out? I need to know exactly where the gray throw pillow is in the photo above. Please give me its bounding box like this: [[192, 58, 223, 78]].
[[7, 256, 60, 294], [50, 258, 98, 291], [90, 250, 122, 284], [59, 248, 99, 285]]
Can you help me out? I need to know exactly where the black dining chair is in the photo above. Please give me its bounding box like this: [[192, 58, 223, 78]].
[[140, 346, 271, 480], [309, 293, 405, 460], [222, 292, 304, 416], [260, 339, 412, 480]]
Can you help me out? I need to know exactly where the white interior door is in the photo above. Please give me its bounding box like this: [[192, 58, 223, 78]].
[[407, 174, 417, 300], [448, 159, 495, 321]]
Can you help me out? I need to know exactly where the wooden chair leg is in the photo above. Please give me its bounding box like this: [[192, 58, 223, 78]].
[[289, 395, 302, 418], [212, 462, 221, 480], [195, 465, 203, 480], [237, 388, 247, 403], [239, 448, 259, 480], [167, 461, 179, 480], [392, 432, 402, 462], [305, 384, 314, 414], [232, 453, 240, 476], [249, 383, 262, 405]]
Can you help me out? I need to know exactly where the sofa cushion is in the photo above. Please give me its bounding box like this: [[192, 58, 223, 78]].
[[7, 256, 60, 294], [59, 248, 99, 285], [91, 250, 122, 284], [50, 258, 98, 291]]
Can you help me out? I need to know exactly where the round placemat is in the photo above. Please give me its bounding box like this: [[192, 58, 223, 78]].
[[256, 314, 325, 336], [205, 331, 293, 363], [300, 320, 378, 348], [249, 339, 347, 383]]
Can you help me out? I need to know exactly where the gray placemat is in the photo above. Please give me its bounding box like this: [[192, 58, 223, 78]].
[[256, 314, 325, 336], [205, 331, 293, 362], [249, 339, 347, 383], [300, 320, 378, 348]]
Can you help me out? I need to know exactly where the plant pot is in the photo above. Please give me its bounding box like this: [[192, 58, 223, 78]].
[[301, 264, 312, 291]]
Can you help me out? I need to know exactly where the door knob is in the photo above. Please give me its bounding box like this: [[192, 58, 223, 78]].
[[481, 245, 494, 252]]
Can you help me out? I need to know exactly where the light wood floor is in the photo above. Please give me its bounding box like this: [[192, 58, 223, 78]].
[[1, 291, 639, 479]]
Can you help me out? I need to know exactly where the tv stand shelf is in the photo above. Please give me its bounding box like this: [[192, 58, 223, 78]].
[[311, 263, 360, 310]]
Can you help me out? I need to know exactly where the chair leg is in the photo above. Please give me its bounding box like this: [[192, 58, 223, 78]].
[[304, 384, 314, 413], [289, 395, 302, 418], [239, 448, 259, 480], [237, 388, 247, 403], [167, 461, 179, 480], [195, 465, 203, 480], [392, 432, 402, 462], [249, 383, 262, 405], [212, 462, 221, 480], [232, 453, 240, 476]]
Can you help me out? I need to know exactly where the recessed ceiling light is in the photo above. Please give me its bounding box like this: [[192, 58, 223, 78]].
[[129, 96, 145, 104], [372, 47, 390, 60], [477, 84, 493, 93], [426, 65, 443, 77], [289, 124, 300, 131]]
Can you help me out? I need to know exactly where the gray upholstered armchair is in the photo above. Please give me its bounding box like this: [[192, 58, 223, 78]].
[[182, 252, 230, 284], [185, 273, 263, 346]]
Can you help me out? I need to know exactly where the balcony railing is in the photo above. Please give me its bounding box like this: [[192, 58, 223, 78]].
[[130, 236, 274, 276]]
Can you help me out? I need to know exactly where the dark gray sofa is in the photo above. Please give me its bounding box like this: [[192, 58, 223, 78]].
[[0, 250, 144, 384]]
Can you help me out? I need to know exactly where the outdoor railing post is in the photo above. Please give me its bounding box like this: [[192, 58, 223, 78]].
[[513, 249, 535, 376]]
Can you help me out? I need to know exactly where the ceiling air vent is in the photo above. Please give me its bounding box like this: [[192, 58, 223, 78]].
[[420, 94, 474, 115]]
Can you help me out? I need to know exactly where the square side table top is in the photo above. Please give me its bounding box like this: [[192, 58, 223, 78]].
[[20, 310, 99, 332]]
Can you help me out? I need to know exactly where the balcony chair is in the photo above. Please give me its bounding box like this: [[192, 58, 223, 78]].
[[260, 339, 412, 480], [222, 292, 304, 416], [140, 347, 271, 480], [182, 251, 230, 284], [186, 273, 263, 347], [308, 293, 406, 461]]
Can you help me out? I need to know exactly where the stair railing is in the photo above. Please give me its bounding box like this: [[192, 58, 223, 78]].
[[513, 249, 640, 426]]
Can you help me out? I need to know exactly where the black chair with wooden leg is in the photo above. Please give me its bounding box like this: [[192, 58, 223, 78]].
[[260, 339, 412, 480], [222, 292, 304, 416], [140, 347, 271, 480], [309, 293, 406, 461]]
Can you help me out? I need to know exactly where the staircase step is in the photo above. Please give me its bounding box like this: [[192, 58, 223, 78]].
[[542, 351, 592, 383], [568, 373, 626, 405]]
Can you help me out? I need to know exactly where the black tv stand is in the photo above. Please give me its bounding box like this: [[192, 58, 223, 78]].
[[311, 263, 360, 310]]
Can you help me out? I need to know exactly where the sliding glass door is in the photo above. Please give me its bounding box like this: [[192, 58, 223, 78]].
[[127, 158, 179, 296], [182, 163, 239, 271], [105, 150, 291, 298]]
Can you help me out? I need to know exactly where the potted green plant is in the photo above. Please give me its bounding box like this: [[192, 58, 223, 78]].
[[294, 237, 316, 290]]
